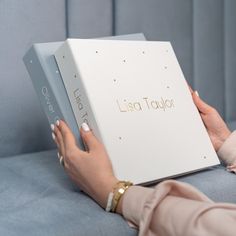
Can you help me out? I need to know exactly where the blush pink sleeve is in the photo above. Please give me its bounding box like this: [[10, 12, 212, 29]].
[[122, 180, 236, 236]]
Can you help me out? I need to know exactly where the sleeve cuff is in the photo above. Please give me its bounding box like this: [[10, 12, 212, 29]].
[[217, 130, 236, 169], [122, 186, 154, 227]]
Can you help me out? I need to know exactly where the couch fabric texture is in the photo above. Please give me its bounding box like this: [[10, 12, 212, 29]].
[[0, 0, 236, 235]]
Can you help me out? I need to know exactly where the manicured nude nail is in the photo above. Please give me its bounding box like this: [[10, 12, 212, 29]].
[[81, 122, 90, 132], [57, 152, 60, 159], [50, 124, 55, 131], [52, 132, 56, 140], [195, 91, 199, 97], [56, 120, 60, 127]]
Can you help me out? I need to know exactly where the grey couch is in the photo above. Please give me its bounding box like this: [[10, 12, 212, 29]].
[[1, 1, 236, 235]]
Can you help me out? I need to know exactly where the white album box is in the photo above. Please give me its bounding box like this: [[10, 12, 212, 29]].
[[54, 39, 220, 184]]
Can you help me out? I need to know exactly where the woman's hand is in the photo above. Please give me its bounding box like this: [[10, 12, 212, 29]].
[[191, 91, 231, 151], [52, 120, 118, 208]]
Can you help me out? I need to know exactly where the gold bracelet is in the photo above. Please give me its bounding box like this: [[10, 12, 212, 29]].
[[111, 181, 133, 212]]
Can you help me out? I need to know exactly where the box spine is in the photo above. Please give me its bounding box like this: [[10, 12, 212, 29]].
[[23, 46, 84, 149], [54, 41, 102, 142]]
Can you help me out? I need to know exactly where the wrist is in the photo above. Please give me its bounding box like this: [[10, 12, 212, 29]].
[[221, 129, 231, 143], [217, 129, 232, 151], [93, 176, 118, 209]]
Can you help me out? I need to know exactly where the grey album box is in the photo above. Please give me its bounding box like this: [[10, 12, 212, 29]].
[[23, 33, 146, 149]]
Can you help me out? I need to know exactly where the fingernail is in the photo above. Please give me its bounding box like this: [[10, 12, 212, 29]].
[[50, 124, 55, 131], [195, 90, 199, 97], [57, 152, 60, 159], [56, 120, 60, 127], [52, 132, 56, 140], [81, 122, 90, 132]]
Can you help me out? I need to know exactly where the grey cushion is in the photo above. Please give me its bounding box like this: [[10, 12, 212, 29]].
[[228, 121, 236, 131], [225, 0, 236, 123], [0, 0, 66, 157], [177, 166, 236, 203], [0, 150, 137, 236], [67, 0, 113, 38], [1, 150, 236, 235]]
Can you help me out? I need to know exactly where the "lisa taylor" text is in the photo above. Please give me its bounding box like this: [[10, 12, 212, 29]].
[[116, 97, 175, 112]]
